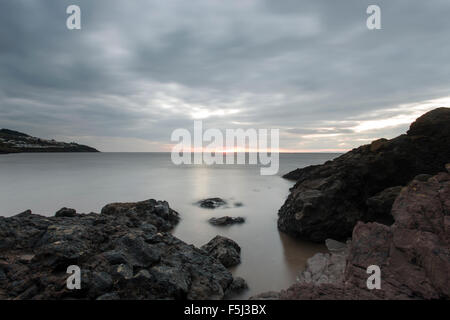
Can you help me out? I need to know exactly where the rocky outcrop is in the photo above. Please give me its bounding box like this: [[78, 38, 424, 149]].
[[279, 108, 450, 242], [201, 236, 241, 268], [0, 199, 244, 300], [208, 216, 245, 226], [0, 128, 99, 154], [257, 170, 450, 300], [197, 198, 227, 209]]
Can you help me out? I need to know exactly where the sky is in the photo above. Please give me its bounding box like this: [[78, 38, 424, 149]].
[[0, 0, 449, 152]]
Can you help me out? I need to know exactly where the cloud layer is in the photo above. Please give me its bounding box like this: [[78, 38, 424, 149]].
[[1, 0, 449, 151]]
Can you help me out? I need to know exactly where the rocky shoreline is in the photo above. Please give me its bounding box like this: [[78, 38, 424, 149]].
[[0, 129, 99, 154], [254, 169, 450, 299], [0, 200, 247, 299], [255, 107, 450, 300], [0, 108, 449, 300], [278, 107, 450, 242]]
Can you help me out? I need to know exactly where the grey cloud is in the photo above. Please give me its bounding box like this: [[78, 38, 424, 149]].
[[0, 0, 449, 151]]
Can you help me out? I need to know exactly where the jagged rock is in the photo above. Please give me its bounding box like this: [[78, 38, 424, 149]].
[[201, 236, 241, 268], [0, 199, 242, 300], [208, 216, 245, 226], [259, 170, 450, 299], [197, 198, 227, 209], [279, 108, 450, 242], [55, 208, 77, 217]]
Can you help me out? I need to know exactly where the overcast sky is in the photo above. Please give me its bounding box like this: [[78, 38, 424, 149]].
[[1, 0, 449, 152]]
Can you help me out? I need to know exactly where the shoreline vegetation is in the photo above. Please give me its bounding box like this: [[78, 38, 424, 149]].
[[0, 129, 99, 154], [0, 107, 449, 300]]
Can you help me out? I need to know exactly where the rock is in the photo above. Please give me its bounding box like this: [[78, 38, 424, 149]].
[[90, 271, 113, 296], [250, 291, 281, 300], [325, 239, 348, 255], [101, 199, 179, 231], [17, 254, 35, 264], [201, 236, 241, 268], [297, 240, 348, 286], [197, 198, 227, 209], [259, 171, 450, 299], [279, 108, 450, 242], [102, 250, 128, 265], [208, 216, 245, 226], [365, 186, 403, 225], [55, 208, 77, 217], [114, 264, 133, 280], [224, 277, 248, 298], [0, 199, 242, 300], [370, 138, 388, 152], [97, 292, 120, 300]]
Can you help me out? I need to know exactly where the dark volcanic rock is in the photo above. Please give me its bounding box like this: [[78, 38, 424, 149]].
[[197, 198, 227, 209], [201, 236, 241, 268], [208, 216, 245, 226], [257, 170, 450, 300], [0, 199, 243, 300], [55, 208, 77, 217], [279, 108, 450, 242]]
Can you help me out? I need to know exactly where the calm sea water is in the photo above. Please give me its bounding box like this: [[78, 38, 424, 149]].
[[0, 152, 339, 298]]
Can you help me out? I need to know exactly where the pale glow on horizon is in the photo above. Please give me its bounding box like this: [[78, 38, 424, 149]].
[[352, 96, 450, 133]]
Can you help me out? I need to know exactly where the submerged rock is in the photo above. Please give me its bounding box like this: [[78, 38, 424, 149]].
[[0, 199, 243, 300], [208, 216, 245, 226], [197, 198, 227, 209], [201, 236, 241, 268], [279, 108, 450, 242]]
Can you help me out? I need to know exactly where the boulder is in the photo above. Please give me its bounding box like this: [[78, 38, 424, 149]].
[[279, 108, 450, 242], [201, 236, 241, 267], [208, 216, 245, 226]]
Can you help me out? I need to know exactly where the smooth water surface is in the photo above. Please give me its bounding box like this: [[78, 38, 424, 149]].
[[0, 152, 339, 298]]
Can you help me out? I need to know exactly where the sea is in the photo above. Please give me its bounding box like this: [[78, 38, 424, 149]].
[[0, 152, 340, 298]]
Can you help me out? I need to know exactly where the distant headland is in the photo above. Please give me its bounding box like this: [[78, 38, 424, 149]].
[[0, 129, 99, 154]]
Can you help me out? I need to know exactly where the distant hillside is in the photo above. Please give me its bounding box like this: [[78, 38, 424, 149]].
[[0, 129, 99, 154]]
